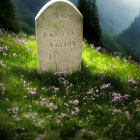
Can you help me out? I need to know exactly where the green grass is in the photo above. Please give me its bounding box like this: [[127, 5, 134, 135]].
[[0, 29, 140, 140]]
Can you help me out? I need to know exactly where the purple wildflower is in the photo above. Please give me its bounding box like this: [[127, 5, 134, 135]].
[[29, 35, 36, 39], [0, 83, 5, 96], [123, 57, 127, 62], [14, 39, 27, 45], [7, 107, 18, 115], [0, 38, 5, 42], [123, 94, 130, 99], [54, 71, 68, 76], [13, 53, 17, 56], [72, 107, 80, 115], [69, 99, 79, 105], [0, 60, 2, 65], [29, 90, 36, 95], [87, 88, 94, 94], [128, 78, 136, 84], [43, 69, 47, 72], [112, 57, 117, 62], [90, 44, 95, 49], [27, 88, 36, 95], [54, 87, 59, 93], [96, 46, 102, 51], [112, 92, 123, 102], [114, 109, 122, 113], [134, 99, 140, 104], [0, 60, 5, 67], [3, 52, 7, 56], [125, 111, 130, 119], [101, 83, 111, 89]]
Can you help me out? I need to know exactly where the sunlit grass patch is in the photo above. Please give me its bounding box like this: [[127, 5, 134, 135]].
[[0, 30, 140, 139]]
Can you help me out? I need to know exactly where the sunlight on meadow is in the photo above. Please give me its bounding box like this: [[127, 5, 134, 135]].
[[0, 29, 140, 139]]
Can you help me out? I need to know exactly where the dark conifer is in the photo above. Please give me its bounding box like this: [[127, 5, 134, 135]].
[[78, 0, 102, 46], [0, 0, 20, 33]]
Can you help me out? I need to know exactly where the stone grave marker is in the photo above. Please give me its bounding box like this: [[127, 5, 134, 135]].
[[35, 0, 83, 73]]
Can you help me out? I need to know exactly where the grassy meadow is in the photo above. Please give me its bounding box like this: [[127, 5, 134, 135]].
[[0, 29, 140, 140]]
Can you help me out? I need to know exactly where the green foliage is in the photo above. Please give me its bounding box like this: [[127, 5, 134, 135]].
[[118, 13, 140, 60], [0, 0, 20, 33], [102, 33, 139, 62], [12, 0, 48, 34], [12, 0, 36, 27], [102, 34, 126, 56], [20, 21, 35, 35], [116, 37, 139, 62], [78, 0, 102, 46], [11, 0, 77, 35], [0, 29, 140, 139]]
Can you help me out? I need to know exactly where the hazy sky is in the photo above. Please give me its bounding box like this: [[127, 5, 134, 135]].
[[96, 0, 140, 34]]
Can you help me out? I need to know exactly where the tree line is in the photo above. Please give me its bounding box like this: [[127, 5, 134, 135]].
[[0, 0, 102, 46], [1, 0, 139, 61], [0, 0, 20, 33]]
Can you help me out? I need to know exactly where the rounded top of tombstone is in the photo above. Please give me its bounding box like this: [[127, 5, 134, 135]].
[[35, 0, 82, 20]]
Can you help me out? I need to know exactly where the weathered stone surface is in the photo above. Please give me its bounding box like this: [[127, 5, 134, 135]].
[[35, 0, 83, 73]]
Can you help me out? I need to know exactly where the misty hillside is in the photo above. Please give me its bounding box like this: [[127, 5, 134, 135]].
[[11, 0, 140, 61], [12, 0, 140, 36], [96, 0, 140, 35], [11, 0, 77, 34], [119, 13, 140, 59], [11, 0, 48, 34], [0, 29, 140, 140]]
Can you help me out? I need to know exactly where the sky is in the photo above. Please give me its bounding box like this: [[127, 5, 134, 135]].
[[70, 0, 140, 35], [12, 0, 140, 35], [96, 0, 140, 35]]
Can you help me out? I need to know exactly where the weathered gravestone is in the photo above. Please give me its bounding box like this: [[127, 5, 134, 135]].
[[35, 0, 83, 73]]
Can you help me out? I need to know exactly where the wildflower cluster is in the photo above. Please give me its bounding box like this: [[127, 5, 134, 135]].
[[29, 35, 36, 39], [0, 37, 5, 42], [0, 30, 140, 139], [128, 77, 137, 84], [13, 38, 27, 46], [51, 86, 59, 93], [54, 71, 68, 76], [7, 107, 19, 116], [68, 99, 79, 105], [0, 83, 5, 96], [0, 45, 8, 52], [36, 96, 58, 112], [111, 92, 130, 102], [101, 83, 111, 89], [0, 60, 6, 67], [27, 88, 36, 95], [58, 76, 73, 92], [72, 107, 80, 115]]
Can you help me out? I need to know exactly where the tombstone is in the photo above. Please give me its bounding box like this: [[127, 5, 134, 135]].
[[35, 0, 83, 73]]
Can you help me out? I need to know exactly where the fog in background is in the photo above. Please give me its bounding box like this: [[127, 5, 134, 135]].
[[12, 0, 140, 35], [70, 0, 140, 35], [96, 0, 140, 35]]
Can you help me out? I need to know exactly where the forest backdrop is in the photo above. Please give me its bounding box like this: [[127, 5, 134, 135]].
[[1, 0, 140, 60]]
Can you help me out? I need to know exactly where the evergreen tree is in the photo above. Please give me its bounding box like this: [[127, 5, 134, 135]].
[[0, 0, 20, 33], [12, 0, 49, 34], [118, 13, 140, 60], [78, 0, 102, 46]]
